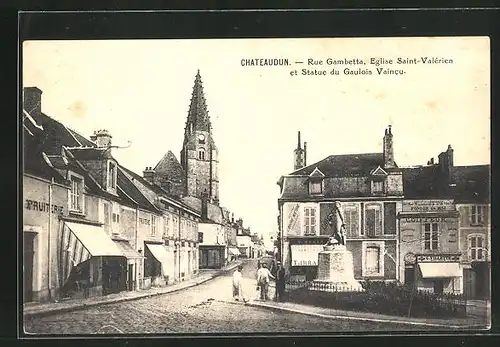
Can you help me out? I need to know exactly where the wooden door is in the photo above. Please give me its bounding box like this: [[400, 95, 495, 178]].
[[23, 233, 36, 302]]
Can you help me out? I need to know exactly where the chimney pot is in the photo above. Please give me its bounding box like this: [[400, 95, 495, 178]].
[[23, 87, 43, 116], [93, 129, 112, 148]]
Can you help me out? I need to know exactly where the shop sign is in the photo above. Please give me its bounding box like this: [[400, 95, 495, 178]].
[[416, 254, 460, 263], [25, 199, 64, 214], [400, 217, 455, 223], [293, 259, 317, 266], [286, 203, 300, 235], [403, 200, 455, 212], [139, 217, 150, 225]]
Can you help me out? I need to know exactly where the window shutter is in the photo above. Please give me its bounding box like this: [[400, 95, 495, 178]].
[[461, 206, 469, 227], [374, 209, 382, 236], [383, 202, 396, 235], [365, 209, 375, 237], [352, 207, 359, 237]]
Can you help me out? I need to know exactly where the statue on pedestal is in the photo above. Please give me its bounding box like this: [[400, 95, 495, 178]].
[[325, 201, 346, 247]]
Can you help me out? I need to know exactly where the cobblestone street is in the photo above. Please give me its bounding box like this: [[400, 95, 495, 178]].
[[23, 259, 448, 335]]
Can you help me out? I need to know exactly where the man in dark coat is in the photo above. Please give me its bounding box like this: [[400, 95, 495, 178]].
[[274, 261, 286, 302]]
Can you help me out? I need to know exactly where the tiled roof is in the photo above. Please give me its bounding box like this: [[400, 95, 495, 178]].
[[120, 165, 197, 215], [291, 153, 394, 177], [67, 128, 97, 147], [117, 168, 160, 212], [68, 147, 110, 161], [451, 165, 490, 204], [153, 150, 186, 180], [402, 164, 490, 203]]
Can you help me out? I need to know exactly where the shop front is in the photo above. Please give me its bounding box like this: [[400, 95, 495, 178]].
[[404, 253, 462, 294], [113, 239, 143, 291], [287, 238, 328, 282], [199, 245, 225, 269], [144, 242, 171, 288], [60, 221, 127, 299]]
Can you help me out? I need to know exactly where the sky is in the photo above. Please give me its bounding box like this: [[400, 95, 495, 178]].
[[22, 37, 490, 247]]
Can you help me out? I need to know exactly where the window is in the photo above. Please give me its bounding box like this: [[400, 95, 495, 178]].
[[469, 235, 485, 261], [173, 216, 179, 237], [471, 206, 485, 225], [164, 214, 170, 238], [151, 215, 157, 236], [424, 223, 439, 250], [69, 174, 84, 213], [112, 213, 120, 223], [309, 180, 323, 195], [303, 207, 317, 235], [365, 205, 382, 237], [104, 203, 110, 226], [198, 232, 204, 243], [107, 161, 117, 190], [371, 180, 384, 195], [343, 205, 359, 237], [365, 246, 381, 275], [198, 148, 205, 160], [181, 219, 186, 239]]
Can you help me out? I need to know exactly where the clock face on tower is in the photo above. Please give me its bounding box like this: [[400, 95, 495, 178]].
[[198, 134, 205, 141]]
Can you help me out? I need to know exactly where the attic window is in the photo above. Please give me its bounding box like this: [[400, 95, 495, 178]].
[[309, 179, 323, 195], [198, 148, 206, 160]]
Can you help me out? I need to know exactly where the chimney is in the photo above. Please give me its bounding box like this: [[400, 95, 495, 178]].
[[304, 142, 307, 166], [143, 166, 155, 184], [383, 125, 395, 168], [23, 87, 43, 116], [293, 131, 306, 170], [201, 189, 208, 220], [231, 213, 235, 223], [91, 129, 112, 148]]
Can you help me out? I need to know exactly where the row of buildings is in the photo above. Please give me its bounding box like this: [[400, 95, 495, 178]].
[[22, 72, 252, 303], [277, 128, 490, 298]]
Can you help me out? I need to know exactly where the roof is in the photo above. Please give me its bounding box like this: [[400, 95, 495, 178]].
[[153, 150, 186, 180], [120, 165, 198, 215], [117, 167, 161, 212], [402, 164, 490, 203], [66, 147, 110, 161], [290, 153, 397, 177]]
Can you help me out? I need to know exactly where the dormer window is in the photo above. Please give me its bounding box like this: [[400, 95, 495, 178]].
[[308, 167, 325, 195], [107, 161, 117, 190], [309, 180, 323, 195], [372, 180, 384, 194], [68, 172, 85, 214]]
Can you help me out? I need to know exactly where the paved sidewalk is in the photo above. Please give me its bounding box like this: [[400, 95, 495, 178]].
[[24, 261, 242, 318], [218, 296, 490, 330]]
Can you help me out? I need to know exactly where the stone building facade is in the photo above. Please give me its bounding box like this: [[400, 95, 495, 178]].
[[277, 127, 402, 282]]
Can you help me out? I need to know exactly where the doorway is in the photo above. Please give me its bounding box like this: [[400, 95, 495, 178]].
[[433, 279, 444, 294], [127, 264, 134, 291], [404, 266, 415, 287], [23, 232, 36, 302]]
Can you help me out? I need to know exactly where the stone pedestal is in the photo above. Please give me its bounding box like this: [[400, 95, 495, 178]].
[[313, 245, 364, 292]]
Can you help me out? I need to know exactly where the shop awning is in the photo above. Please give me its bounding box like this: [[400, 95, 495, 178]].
[[65, 222, 124, 257], [145, 243, 170, 276], [229, 247, 241, 256], [291, 244, 324, 267], [61, 222, 123, 284], [114, 240, 144, 260], [418, 262, 461, 278]]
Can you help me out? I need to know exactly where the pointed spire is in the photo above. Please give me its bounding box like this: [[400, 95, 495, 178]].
[[186, 70, 211, 133]]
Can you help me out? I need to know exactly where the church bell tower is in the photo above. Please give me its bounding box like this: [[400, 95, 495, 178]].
[[180, 70, 220, 204]]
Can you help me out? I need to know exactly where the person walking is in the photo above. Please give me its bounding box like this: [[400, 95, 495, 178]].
[[274, 261, 286, 302], [256, 263, 274, 300], [232, 265, 243, 301]]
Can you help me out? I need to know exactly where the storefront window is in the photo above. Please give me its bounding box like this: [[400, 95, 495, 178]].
[[424, 223, 439, 250]]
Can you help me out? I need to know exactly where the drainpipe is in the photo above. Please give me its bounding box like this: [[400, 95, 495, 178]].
[[178, 210, 181, 281], [48, 177, 53, 300], [396, 212, 400, 282], [135, 205, 140, 290]]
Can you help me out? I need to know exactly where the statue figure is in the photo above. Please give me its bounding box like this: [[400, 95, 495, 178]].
[[325, 201, 346, 247]]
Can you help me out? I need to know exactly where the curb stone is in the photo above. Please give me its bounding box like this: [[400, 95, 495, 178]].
[[218, 299, 485, 330], [24, 262, 241, 319]]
